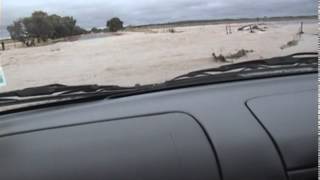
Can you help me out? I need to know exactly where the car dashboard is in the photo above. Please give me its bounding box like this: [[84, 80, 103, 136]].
[[0, 74, 317, 180]]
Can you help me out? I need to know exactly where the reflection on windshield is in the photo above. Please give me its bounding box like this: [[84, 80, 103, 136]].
[[0, 0, 317, 92]]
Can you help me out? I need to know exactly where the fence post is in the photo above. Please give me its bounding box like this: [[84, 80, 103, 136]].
[[1, 42, 4, 51], [300, 22, 304, 34]]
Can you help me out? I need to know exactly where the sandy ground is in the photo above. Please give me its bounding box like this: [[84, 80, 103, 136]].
[[0, 20, 317, 92]]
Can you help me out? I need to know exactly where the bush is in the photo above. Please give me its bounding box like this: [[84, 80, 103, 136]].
[[91, 27, 105, 33], [225, 49, 254, 59], [280, 39, 299, 50], [91, 27, 99, 33], [168, 28, 176, 33], [212, 53, 228, 63]]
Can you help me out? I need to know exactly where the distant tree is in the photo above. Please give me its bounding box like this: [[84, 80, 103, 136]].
[[62, 16, 77, 35], [91, 27, 100, 33], [72, 26, 88, 35], [7, 20, 28, 44], [102, 28, 109, 33], [91, 27, 106, 33], [49, 15, 78, 38], [107, 17, 123, 32], [23, 11, 54, 42], [7, 11, 87, 46], [49, 15, 68, 38], [48, 14, 62, 38]]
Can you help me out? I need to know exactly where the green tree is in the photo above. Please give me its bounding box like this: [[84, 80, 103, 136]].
[[7, 20, 28, 44], [48, 14, 66, 39], [91, 27, 99, 33], [107, 17, 123, 32], [7, 11, 87, 45], [48, 15, 78, 38], [61, 16, 77, 35], [72, 26, 88, 35], [23, 11, 54, 42]]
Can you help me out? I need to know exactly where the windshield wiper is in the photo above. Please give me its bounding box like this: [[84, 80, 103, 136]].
[[0, 52, 317, 109], [0, 84, 137, 98], [0, 84, 141, 107], [169, 52, 318, 81]]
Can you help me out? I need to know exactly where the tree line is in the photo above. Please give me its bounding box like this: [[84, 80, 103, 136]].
[[7, 11, 124, 46]]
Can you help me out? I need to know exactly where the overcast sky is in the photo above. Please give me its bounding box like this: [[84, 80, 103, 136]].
[[1, 0, 317, 28]]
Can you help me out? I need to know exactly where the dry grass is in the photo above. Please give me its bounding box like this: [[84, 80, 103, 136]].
[[212, 53, 228, 63], [225, 49, 254, 59], [212, 49, 254, 63], [280, 36, 300, 50], [238, 24, 267, 33], [168, 28, 176, 33]]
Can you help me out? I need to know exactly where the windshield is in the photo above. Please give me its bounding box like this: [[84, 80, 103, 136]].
[[0, 0, 317, 93]]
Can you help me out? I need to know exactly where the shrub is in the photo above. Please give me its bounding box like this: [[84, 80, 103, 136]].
[[225, 49, 254, 59], [280, 39, 299, 50], [212, 53, 228, 63], [168, 28, 176, 33]]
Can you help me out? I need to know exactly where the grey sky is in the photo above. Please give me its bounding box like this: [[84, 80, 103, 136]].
[[2, 0, 318, 28]]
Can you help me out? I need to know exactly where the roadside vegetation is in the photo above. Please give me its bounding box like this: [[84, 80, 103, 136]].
[[6, 11, 124, 47], [7, 11, 87, 46], [280, 31, 303, 50], [225, 49, 254, 59], [212, 49, 254, 63]]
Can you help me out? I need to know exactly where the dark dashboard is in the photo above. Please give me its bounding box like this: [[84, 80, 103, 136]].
[[0, 73, 317, 180]]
